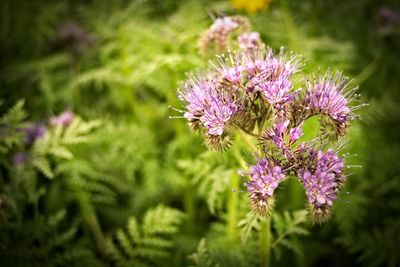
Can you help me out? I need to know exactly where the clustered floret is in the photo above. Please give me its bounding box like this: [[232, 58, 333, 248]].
[[199, 16, 256, 54], [178, 16, 362, 222], [297, 148, 345, 222], [246, 158, 285, 215]]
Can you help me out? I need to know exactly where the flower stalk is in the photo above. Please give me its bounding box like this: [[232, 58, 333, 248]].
[[260, 217, 271, 267], [227, 172, 239, 240]]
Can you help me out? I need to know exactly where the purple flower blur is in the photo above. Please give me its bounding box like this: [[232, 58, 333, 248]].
[[24, 124, 46, 146], [238, 32, 261, 49], [199, 16, 250, 54], [50, 111, 74, 127], [12, 152, 29, 166]]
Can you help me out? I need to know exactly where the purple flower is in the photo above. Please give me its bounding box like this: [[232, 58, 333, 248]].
[[179, 76, 240, 137], [268, 120, 290, 149], [12, 152, 29, 166], [213, 54, 244, 84], [302, 73, 357, 135], [256, 75, 294, 106], [244, 47, 300, 81], [50, 111, 74, 127], [289, 127, 302, 143], [201, 99, 238, 136], [265, 120, 302, 150], [238, 32, 261, 49], [246, 158, 285, 214], [24, 124, 46, 146], [297, 148, 345, 222]]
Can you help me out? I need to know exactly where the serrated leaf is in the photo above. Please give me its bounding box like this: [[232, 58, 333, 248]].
[[49, 147, 73, 159], [33, 157, 54, 178], [238, 212, 261, 245]]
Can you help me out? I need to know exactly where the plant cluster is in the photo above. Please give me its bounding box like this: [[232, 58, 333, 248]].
[[179, 17, 363, 222]]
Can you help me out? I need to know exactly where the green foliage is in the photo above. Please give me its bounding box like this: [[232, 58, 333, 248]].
[[238, 212, 262, 245], [238, 209, 309, 261], [0, 100, 26, 153], [1, 0, 399, 266], [0, 209, 103, 267], [108, 205, 184, 267], [32, 117, 101, 178], [188, 239, 220, 267], [339, 220, 400, 267], [271, 210, 309, 259], [178, 151, 236, 214]]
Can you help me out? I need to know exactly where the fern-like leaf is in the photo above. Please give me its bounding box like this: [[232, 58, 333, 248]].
[[108, 205, 184, 267], [271, 210, 309, 260], [188, 239, 220, 267]]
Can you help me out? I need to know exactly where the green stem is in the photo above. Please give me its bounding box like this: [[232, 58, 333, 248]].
[[236, 127, 258, 152], [260, 217, 271, 267], [73, 180, 107, 255], [83, 205, 108, 255], [227, 172, 238, 240]]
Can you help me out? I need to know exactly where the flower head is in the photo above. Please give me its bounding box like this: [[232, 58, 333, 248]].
[[256, 75, 294, 107], [302, 73, 358, 137], [213, 53, 245, 84], [210, 17, 239, 33], [199, 16, 250, 54], [246, 158, 286, 215], [238, 32, 261, 49], [297, 148, 345, 223], [244, 47, 300, 81], [263, 120, 302, 151], [179, 75, 240, 142]]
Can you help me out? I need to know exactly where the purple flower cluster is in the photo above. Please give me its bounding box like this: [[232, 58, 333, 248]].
[[297, 148, 345, 222], [178, 17, 362, 221], [247, 158, 285, 214]]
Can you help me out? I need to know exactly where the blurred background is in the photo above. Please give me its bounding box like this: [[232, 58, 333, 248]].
[[1, 0, 400, 266]]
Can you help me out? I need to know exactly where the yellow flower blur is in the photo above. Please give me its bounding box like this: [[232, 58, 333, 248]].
[[232, 0, 271, 13]]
